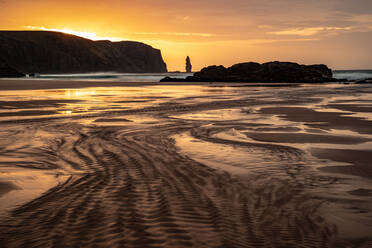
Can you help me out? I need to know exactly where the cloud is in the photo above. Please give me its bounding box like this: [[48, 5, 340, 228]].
[[132, 32, 216, 37], [142, 37, 319, 46], [24, 26, 217, 41], [350, 14, 372, 23], [268, 27, 352, 36], [248, 38, 319, 44]]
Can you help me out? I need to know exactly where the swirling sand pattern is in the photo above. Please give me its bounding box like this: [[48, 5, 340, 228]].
[[0, 84, 371, 247]]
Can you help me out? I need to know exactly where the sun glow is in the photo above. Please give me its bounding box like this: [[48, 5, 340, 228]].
[[64, 89, 96, 98], [25, 26, 124, 41]]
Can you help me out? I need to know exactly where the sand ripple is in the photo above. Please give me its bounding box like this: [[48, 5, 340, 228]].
[[0, 83, 371, 247]]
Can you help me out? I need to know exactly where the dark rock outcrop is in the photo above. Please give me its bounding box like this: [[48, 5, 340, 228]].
[[186, 56, 192, 73], [0, 31, 167, 74], [161, 61, 337, 83], [0, 60, 26, 78]]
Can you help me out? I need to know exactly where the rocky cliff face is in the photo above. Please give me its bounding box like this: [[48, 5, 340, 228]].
[[0, 31, 167, 74], [0, 59, 26, 78], [162, 61, 335, 83]]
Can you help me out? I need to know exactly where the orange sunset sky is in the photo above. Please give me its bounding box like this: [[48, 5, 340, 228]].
[[1, 0, 371, 71]]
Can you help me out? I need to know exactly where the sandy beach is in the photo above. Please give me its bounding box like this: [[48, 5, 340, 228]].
[[0, 79, 371, 247]]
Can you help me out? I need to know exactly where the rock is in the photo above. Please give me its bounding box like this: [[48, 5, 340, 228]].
[[192, 65, 229, 81], [161, 61, 338, 83], [0, 31, 167, 73], [160, 76, 194, 82], [161, 76, 172, 82], [0, 60, 25, 78], [0, 66, 25, 78], [186, 56, 192, 73], [229, 62, 262, 76]]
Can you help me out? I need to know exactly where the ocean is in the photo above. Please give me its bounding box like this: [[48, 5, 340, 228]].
[[16, 70, 371, 82], [333, 70, 372, 80], [26, 72, 193, 82]]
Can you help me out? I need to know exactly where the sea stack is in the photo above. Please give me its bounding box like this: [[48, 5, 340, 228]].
[[186, 56, 192, 73]]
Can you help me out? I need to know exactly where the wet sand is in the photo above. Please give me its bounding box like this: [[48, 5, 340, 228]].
[[0, 80, 371, 247], [311, 148, 372, 179], [0, 79, 300, 91], [0, 182, 20, 198]]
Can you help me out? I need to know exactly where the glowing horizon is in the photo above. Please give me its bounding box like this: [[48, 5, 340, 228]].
[[25, 26, 125, 41], [1, 0, 371, 70]]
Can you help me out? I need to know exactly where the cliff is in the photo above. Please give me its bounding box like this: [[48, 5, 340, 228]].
[[0, 31, 167, 74], [0, 59, 26, 78], [161, 61, 337, 83]]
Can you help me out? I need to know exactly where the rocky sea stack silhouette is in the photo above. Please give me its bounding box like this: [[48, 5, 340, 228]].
[[186, 56, 192, 73], [0, 31, 167, 75], [161, 61, 338, 83]]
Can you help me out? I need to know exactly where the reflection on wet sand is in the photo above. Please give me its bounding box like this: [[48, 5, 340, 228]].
[[0, 83, 372, 247]]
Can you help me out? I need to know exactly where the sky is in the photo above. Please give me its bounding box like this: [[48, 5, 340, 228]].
[[1, 0, 372, 71]]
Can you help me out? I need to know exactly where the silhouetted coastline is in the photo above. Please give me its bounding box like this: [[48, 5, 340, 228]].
[[0, 31, 167, 75], [161, 61, 348, 83]]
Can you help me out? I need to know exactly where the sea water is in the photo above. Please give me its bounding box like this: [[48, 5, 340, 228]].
[[333, 70, 372, 80], [27, 72, 193, 82], [30, 70, 372, 82], [4, 70, 372, 82]]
